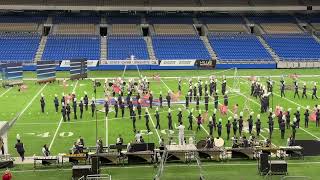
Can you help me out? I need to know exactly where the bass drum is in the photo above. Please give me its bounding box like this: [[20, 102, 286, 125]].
[[214, 138, 225, 147]]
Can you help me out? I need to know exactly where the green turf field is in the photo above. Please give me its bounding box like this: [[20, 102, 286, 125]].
[[0, 69, 320, 179]]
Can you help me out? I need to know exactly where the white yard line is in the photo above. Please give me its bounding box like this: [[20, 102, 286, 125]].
[[9, 84, 48, 127], [160, 78, 210, 135], [239, 77, 320, 141], [0, 87, 12, 98], [49, 80, 79, 150], [146, 108, 161, 142]]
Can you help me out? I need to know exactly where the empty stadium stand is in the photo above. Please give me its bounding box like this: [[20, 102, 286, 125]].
[[152, 35, 210, 60], [0, 33, 41, 61], [263, 34, 320, 61], [107, 35, 149, 60], [110, 24, 142, 35], [42, 35, 100, 60], [208, 33, 273, 62]]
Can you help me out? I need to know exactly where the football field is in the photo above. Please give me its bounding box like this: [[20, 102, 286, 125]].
[[0, 68, 320, 158]]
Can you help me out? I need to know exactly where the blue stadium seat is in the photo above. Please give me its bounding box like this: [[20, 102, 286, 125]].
[[263, 34, 320, 61], [152, 35, 210, 60], [0, 33, 40, 61], [42, 35, 100, 60], [208, 34, 273, 62], [107, 35, 149, 60]]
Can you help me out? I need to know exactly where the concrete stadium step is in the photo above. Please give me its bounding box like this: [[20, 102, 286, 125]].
[[312, 34, 320, 43], [100, 36, 107, 60], [200, 36, 217, 60], [35, 36, 48, 62], [257, 36, 281, 63], [144, 36, 156, 60]]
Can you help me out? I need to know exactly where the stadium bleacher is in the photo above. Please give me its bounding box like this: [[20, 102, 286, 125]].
[[0, 33, 40, 61], [263, 34, 320, 61], [208, 33, 273, 62], [107, 35, 149, 60], [42, 35, 100, 60], [152, 35, 210, 60]]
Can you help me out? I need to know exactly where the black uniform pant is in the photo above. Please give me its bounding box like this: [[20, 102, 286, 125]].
[[305, 120, 308, 128], [227, 131, 230, 140], [121, 109, 124, 118], [215, 102, 218, 109], [294, 91, 300, 98], [233, 128, 237, 136], [160, 102, 163, 108], [41, 105, 45, 113], [302, 93, 307, 99], [281, 90, 285, 97], [269, 127, 273, 138], [132, 121, 136, 132], [316, 120, 319, 127], [286, 122, 290, 129], [281, 130, 285, 139], [85, 104, 88, 111], [105, 110, 108, 117], [188, 122, 192, 130], [74, 110, 77, 119], [55, 105, 58, 112], [138, 110, 141, 119], [63, 114, 66, 122], [186, 102, 189, 108], [150, 102, 152, 109], [80, 110, 83, 119], [67, 113, 70, 121], [146, 123, 150, 132], [156, 120, 160, 129], [92, 109, 95, 117], [239, 126, 243, 135], [209, 129, 213, 136], [115, 110, 118, 118], [249, 125, 253, 134], [256, 129, 260, 136], [168, 101, 171, 108], [312, 94, 318, 99], [205, 103, 208, 112], [168, 121, 173, 130], [197, 123, 201, 131], [18, 151, 25, 161]]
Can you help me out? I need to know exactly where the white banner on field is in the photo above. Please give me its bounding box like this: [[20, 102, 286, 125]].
[[100, 60, 157, 65], [159, 60, 196, 66], [60, 60, 98, 67]]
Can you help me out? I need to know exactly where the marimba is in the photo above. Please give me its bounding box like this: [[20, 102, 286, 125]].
[[125, 151, 154, 164], [90, 152, 122, 165], [62, 153, 88, 165], [165, 144, 198, 162], [197, 147, 225, 161], [279, 146, 303, 159], [33, 156, 59, 168], [226, 147, 256, 159]]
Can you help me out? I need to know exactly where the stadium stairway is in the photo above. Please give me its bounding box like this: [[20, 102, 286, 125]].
[[312, 34, 320, 43], [144, 36, 156, 60], [257, 35, 281, 62], [200, 36, 217, 60], [35, 36, 48, 61], [100, 36, 107, 60]]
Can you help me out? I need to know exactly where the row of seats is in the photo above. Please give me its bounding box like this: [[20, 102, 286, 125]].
[[0, 23, 40, 33], [260, 23, 303, 34], [206, 24, 248, 33], [152, 35, 210, 60], [107, 36, 149, 60], [0, 33, 40, 61], [42, 35, 100, 60], [263, 34, 320, 60], [110, 24, 142, 35], [153, 24, 196, 35], [208, 34, 272, 62]]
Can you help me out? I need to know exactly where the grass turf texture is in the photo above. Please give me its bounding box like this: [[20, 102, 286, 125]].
[[0, 69, 319, 179]]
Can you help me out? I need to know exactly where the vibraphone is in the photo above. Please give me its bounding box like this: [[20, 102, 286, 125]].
[[197, 147, 225, 161], [89, 152, 123, 165], [62, 153, 88, 165], [164, 144, 198, 162], [226, 147, 256, 160], [33, 156, 59, 168]]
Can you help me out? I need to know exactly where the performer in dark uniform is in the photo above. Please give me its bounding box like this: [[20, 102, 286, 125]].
[[255, 114, 261, 137], [294, 82, 300, 99], [316, 108, 320, 127], [79, 100, 84, 119], [40, 94, 45, 113], [286, 108, 291, 129], [232, 116, 238, 136], [149, 92, 153, 109], [304, 106, 310, 128], [280, 117, 286, 139], [61, 103, 66, 122], [185, 92, 190, 109], [214, 91, 219, 109], [248, 112, 254, 135], [54, 94, 59, 113], [291, 118, 297, 139], [223, 92, 229, 106], [312, 83, 318, 99], [114, 100, 118, 118], [280, 80, 285, 98], [159, 92, 163, 108], [294, 107, 301, 128], [84, 93, 89, 111], [137, 99, 142, 120], [104, 100, 109, 117], [66, 103, 71, 121], [195, 93, 200, 110], [168, 109, 173, 130], [72, 98, 77, 120], [212, 109, 217, 130], [268, 111, 275, 138], [91, 100, 96, 118], [178, 78, 182, 92], [238, 112, 244, 136], [251, 81, 255, 96], [177, 108, 183, 124], [222, 79, 227, 95], [204, 91, 209, 112], [166, 92, 171, 108], [198, 81, 203, 100], [217, 119, 222, 138], [302, 83, 307, 99], [188, 109, 193, 130], [226, 118, 231, 140], [131, 107, 137, 133], [196, 112, 202, 132], [193, 84, 197, 101], [155, 107, 160, 130], [120, 101, 125, 118], [144, 110, 150, 133]]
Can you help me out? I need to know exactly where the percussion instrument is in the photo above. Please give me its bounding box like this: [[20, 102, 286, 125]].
[[214, 138, 224, 147]]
